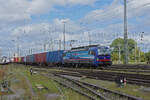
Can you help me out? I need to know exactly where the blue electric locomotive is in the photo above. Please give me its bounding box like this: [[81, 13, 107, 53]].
[[63, 45, 112, 67], [18, 45, 112, 68]]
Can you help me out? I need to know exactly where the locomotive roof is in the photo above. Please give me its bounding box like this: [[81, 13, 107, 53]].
[[71, 45, 99, 50]]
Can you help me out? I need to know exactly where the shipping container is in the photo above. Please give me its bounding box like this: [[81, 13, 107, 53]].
[[10, 58, 14, 63], [13, 57, 16, 63], [14, 57, 19, 63], [46, 50, 64, 64], [18, 57, 21, 63], [26, 55, 35, 63], [21, 57, 24, 63], [24, 56, 26, 63], [26, 56, 29, 63], [16, 57, 19, 63], [29, 55, 35, 63], [34, 52, 46, 64]]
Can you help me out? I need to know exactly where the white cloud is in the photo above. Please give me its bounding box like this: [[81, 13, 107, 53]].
[[81, 0, 123, 23], [12, 18, 82, 37], [1, 0, 150, 56], [0, 0, 97, 24], [27, 0, 52, 15], [82, 0, 150, 24], [0, 0, 30, 23], [11, 18, 84, 51], [79, 0, 150, 51], [11, 15, 150, 53], [12, 17, 117, 53], [11, 19, 121, 53]]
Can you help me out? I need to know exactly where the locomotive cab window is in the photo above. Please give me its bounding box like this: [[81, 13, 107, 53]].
[[98, 47, 111, 55], [88, 50, 96, 55]]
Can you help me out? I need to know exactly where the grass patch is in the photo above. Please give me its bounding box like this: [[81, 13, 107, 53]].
[[57, 83, 90, 100], [8, 64, 91, 100], [16, 67, 60, 100], [82, 78, 150, 100]]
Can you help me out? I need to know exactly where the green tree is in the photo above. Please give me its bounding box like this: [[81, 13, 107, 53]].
[[145, 51, 150, 64], [110, 38, 136, 54], [111, 52, 119, 64], [110, 38, 143, 63]]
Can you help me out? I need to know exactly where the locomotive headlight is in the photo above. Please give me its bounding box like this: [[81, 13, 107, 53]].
[[97, 58, 99, 61]]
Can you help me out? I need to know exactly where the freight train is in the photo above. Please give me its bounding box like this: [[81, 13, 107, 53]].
[[13, 45, 112, 67]]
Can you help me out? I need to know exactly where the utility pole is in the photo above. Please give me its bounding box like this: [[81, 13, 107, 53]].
[[59, 40, 61, 50], [124, 0, 128, 64], [0, 48, 1, 58], [138, 32, 144, 64], [31, 48, 33, 54], [138, 47, 140, 63], [62, 21, 66, 50], [134, 43, 137, 64], [16, 37, 20, 57], [48, 26, 52, 51], [51, 40, 54, 51], [44, 43, 46, 51], [88, 32, 91, 46], [29, 49, 30, 55], [8, 48, 10, 58], [118, 44, 121, 64]]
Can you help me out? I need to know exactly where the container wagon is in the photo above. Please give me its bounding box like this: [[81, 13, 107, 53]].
[[46, 50, 64, 66], [34, 52, 47, 65], [26, 54, 35, 65]]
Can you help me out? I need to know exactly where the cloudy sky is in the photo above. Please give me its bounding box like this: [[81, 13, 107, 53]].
[[0, 0, 150, 56]]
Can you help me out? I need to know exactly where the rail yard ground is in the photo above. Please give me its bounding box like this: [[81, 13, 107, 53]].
[[0, 64, 150, 100], [0, 64, 89, 100]]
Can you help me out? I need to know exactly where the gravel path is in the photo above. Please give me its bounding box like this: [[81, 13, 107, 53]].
[[22, 74, 36, 96], [6, 88, 25, 100]]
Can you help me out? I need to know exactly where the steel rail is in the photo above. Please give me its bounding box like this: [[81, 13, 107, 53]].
[[56, 74, 144, 100]]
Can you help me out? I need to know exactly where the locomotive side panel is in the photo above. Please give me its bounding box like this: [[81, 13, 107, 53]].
[[63, 49, 95, 67]]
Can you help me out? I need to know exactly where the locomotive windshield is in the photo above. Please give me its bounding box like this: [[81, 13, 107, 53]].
[[98, 47, 111, 55]]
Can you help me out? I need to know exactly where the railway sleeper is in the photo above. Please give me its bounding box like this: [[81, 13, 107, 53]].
[[54, 74, 109, 100], [53, 79, 96, 100], [58, 74, 144, 100]]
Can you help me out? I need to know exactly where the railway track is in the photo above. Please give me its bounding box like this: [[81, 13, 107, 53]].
[[54, 74, 143, 100], [101, 68, 150, 73], [45, 73, 107, 100], [33, 67, 148, 100], [107, 64, 150, 70], [56, 64, 150, 74], [51, 68, 150, 87], [53, 79, 97, 100], [24, 63, 150, 74], [33, 67, 150, 87]]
